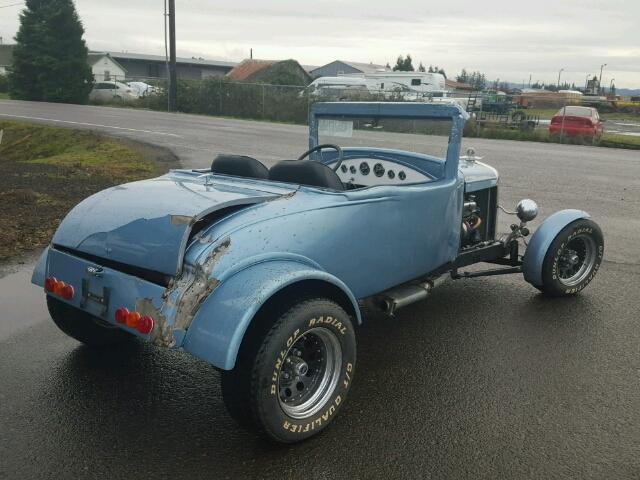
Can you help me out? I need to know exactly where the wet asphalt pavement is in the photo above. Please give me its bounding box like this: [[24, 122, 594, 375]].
[[0, 100, 639, 479]]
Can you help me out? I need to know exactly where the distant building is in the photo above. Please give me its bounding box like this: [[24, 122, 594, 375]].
[[88, 53, 126, 82], [93, 51, 236, 81], [226, 59, 311, 85], [445, 79, 475, 94], [0, 44, 235, 81], [309, 60, 390, 79], [0, 44, 14, 75]]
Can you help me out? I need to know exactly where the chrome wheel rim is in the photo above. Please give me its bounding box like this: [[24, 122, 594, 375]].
[[278, 327, 342, 419], [557, 234, 597, 287]]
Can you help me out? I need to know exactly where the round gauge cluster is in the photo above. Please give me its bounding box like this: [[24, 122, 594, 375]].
[[339, 161, 408, 181]]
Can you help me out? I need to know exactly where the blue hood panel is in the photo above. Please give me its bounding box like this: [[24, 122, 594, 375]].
[[52, 171, 293, 276]]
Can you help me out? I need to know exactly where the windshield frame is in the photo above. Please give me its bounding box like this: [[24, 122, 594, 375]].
[[309, 102, 467, 181]]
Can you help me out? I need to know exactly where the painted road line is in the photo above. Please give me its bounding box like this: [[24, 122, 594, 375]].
[[0, 113, 183, 137]]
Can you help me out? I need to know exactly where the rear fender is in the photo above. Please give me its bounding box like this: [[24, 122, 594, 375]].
[[523, 209, 590, 286], [182, 260, 361, 370], [31, 246, 50, 287]]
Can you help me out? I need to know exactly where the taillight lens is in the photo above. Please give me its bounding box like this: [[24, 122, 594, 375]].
[[114, 307, 154, 334], [137, 315, 154, 334], [115, 307, 129, 324], [44, 277, 58, 292], [126, 311, 141, 328], [45, 277, 74, 300], [61, 284, 74, 300]]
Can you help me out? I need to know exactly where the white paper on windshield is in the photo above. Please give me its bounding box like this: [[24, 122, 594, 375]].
[[318, 119, 353, 138]]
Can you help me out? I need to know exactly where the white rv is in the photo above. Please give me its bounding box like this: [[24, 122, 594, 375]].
[[308, 72, 447, 100], [345, 72, 446, 95], [307, 76, 371, 99]]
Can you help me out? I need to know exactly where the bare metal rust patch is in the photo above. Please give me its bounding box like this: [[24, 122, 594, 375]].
[[172, 236, 231, 331], [135, 297, 175, 347], [170, 215, 195, 226]]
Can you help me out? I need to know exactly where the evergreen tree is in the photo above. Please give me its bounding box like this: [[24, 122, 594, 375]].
[[393, 54, 414, 72], [9, 0, 93, 103], [418, 62, 426, 72]]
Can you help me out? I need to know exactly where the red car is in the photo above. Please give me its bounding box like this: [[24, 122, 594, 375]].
[[549, 106, 604, 139]]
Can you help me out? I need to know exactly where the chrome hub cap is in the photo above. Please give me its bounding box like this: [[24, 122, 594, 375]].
[[557, 234, 597, 287], [278, 328, 342, 419]]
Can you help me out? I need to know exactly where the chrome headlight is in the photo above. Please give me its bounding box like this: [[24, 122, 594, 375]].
[[516, 199, 538, 222]]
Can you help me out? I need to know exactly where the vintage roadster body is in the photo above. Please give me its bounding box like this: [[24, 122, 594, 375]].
[[33, 102, 603, 443]]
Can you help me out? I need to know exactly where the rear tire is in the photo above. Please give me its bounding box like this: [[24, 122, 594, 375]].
[[221, 297, 356, 443], [539, 219, 604, 297], [47, 296, 134, 346]]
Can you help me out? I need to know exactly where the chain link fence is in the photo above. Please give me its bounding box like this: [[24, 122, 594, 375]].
[[87, 76, 637, 149]]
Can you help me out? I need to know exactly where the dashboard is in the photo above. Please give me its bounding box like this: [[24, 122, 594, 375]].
[[332, 158, 431, 186]]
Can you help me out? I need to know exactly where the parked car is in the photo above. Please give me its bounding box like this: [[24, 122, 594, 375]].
[[32, 102, 604, 443], [127, 81, 161, 97], [549, 106, 604, 139], [89, 81, 138, 102]]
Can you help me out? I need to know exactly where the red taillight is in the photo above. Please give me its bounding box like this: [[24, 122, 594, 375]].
[[115, 307, 129, 324], [137, 315, 154, 334], [61, 284, 74, 300], [45, 276, 75, 301], [115, 307, 154, 334], [126, 311, 141, 328], [44, 277, 58, 292]]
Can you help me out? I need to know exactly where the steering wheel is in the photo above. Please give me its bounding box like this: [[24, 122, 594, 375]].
[[297, 144, 344, 172]]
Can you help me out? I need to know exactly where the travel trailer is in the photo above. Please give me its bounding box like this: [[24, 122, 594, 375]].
[[308, 72, 447, 100]]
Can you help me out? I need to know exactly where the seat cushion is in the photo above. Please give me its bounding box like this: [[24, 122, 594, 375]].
[[211, 154, 269, 179], [269, 160, 345, 190]]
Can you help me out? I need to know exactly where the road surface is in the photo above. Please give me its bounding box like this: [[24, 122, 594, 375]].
[[0, 100, 638, 479]]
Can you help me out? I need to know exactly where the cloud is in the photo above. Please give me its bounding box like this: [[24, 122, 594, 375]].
[[1, 0, 638, 87]]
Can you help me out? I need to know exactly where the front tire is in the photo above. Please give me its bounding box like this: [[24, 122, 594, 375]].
[[47, 296, 134, 346], [539, 219, 604, 297], [221, 298, 356, 443]]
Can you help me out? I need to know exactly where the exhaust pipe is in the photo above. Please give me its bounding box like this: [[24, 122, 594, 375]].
[[379, 275, 448, 316]]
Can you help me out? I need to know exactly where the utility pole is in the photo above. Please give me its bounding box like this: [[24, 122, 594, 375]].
[[599, 63, 607, 95], [557, 68, 564, 89], [168, 0, 177, 112]]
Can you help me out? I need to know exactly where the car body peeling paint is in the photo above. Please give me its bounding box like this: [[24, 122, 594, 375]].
[[135, 237, 231, 348]]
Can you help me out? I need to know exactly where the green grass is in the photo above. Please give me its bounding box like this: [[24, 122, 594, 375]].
[[601, 133, 640, 149], [0, 92, 9, 100], [466, 124, 640, 150], [0, 121, 164, 261]]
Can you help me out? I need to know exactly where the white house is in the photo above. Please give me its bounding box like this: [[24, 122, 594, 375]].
[[88, 53, 127, 82]]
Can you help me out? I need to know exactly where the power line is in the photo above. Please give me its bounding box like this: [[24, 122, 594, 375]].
[[0, 2, 24, 8]]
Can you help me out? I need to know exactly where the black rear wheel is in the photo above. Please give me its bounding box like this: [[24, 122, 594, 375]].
[[221, 297, 356, 443], [47, 296, 134, 346]]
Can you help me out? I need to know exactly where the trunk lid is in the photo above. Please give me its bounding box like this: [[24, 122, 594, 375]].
[[52, 171, 294, 277]]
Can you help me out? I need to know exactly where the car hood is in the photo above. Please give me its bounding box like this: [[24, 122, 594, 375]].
[[52, 171, 296, 277]]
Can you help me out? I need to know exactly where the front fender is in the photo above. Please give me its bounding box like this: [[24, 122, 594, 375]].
[[523, 209, 590, 286], [182, 260, 361, 370]]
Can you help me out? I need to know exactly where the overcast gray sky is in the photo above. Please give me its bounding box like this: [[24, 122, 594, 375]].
[[1, 0, 639, 88]]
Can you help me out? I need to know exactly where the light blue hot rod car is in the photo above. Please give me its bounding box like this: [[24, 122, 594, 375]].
[[33, 102, 603, 443]]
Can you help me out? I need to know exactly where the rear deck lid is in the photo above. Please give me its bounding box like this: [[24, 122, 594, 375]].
[[52, 171, 294, 276]]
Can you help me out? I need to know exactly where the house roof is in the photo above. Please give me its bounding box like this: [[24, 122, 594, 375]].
[[310, 60, 390, 75], [0, 44, 14, 67], [87, 52, 127, 72], [226, 59, 278, 81], [445, 79, 474, 90], [92, 51, 237, 68]]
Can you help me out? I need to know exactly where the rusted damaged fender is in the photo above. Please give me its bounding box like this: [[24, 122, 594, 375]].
[[181, 258, 361, 370]]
